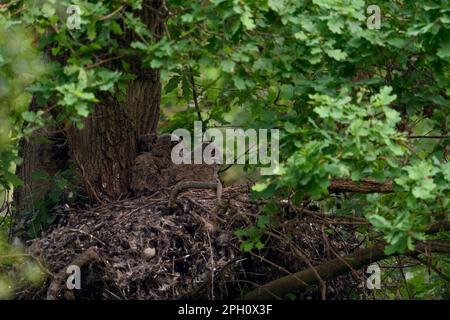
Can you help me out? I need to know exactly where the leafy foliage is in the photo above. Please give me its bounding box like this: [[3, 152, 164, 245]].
[[0, 21, 46, 191], [0, 0, 449, 299], [144, 0, 450, 257], [0, 229, 46, 299]]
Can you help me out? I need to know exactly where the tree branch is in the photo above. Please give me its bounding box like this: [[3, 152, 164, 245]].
[[329, 179, 393, 194], [188, 69, 203, 122], [408, 135, 450, 139], [425, 221, 450, 234], [244, 240, 450, 300]]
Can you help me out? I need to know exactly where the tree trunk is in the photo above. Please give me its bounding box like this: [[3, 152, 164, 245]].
[[13, 98, 69, 213], [14, 1, 165, 215], [66, 75, 161, 200]]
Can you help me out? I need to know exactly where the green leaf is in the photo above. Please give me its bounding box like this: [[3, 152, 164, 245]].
[[280, 84, 294, 100], [377, 86, 397, 106], [233, 76, 246, 90], [254, 241, 265, 250], [268, 0, 285, 12], [75, 104, 90, 117], [442, 163, 450, 182], [327, 18, 345, 34], [257, 215, 270, 229], [437, 42, 450, 59], [221, 60, 236, 73], [3, 171, 23, 188], [241, 241, 254, 252], [412, 179, 436, 200], [110, 21, 123, 35], [241, 10, 256, 30], [252, 182, 268, 192], [87, 22, 97, 41], [369, 214, 392, 230], [325, 49, 347, 61], [22, 111, 36, 122], [164, 76, 181, 93]]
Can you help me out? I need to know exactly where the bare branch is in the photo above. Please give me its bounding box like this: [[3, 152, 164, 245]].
[[244, 240, 450, 300]]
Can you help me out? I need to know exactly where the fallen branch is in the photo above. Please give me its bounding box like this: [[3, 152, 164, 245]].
[[244, 240, 450, 300], [46, 247, 100, 300]]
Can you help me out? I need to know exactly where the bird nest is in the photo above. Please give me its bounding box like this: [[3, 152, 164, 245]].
[[24, 185, 361, 300]]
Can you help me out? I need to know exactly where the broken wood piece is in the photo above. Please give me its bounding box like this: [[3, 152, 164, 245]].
[[46, 247, 100, 300]]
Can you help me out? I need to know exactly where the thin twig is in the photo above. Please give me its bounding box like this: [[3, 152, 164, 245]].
[[68, 228, 106, 246], [408, 135, 450, 139], [98, 5, 125, 21], [206, 232, 215, 300], [188, 69, 203, 122], [86, 55, 124, 69]]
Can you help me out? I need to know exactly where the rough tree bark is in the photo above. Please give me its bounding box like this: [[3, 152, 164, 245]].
[[66, 71, 161, 200], [14, 97, 69, 213], [14, 1, 166, 214]]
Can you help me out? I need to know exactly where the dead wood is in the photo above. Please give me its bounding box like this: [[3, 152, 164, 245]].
[[329, 179, 394, 193], [46, 247, 100, 300]]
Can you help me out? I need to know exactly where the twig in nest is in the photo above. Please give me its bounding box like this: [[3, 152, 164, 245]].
[[237, 244, 291, 275], [206, 232, 215, 300], [188, 209, 215, 233], [68, 228, 106, 247], [181, 258, 245, 299], [268, 230, 327, 299], [73, 153, 104, 204], [169, 180, 224, 229], [169, 180, 222, 208], [114, 199, 163, 222], [321, 227, 365, 284]]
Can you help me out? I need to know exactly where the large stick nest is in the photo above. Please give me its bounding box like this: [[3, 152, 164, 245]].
[[24, 185, 361, 300]]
